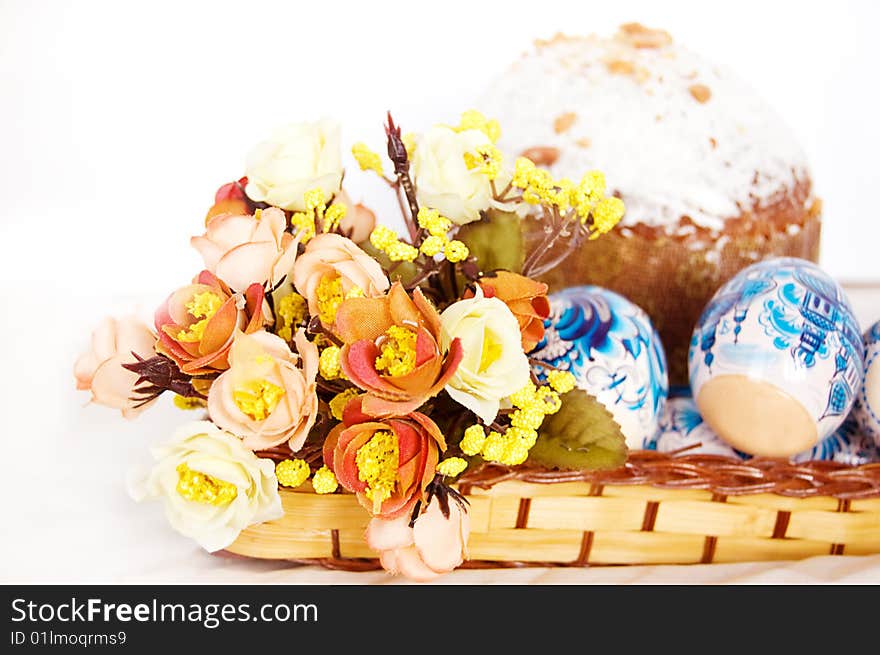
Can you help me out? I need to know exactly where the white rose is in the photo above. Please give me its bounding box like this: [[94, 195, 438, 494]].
[[128, 420, 283, 552], [411, 125, 495, 225], [439, 288, 531, 423], [245, 119, 343, 212]]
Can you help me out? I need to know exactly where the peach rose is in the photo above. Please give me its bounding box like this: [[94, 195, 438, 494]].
[[366, 496, 470, 581], [333, 282, 463, 417], [155, 270, 268, 375], [334, 190, 377, 244], [322, 397, 446, 518], [205, 176, 251, 225], [208, 329, 318, 452], [292, 233, 389, 328], [465, 271, 550, 352], [74, 316, 159, 418], [191, 207, 297, 292]]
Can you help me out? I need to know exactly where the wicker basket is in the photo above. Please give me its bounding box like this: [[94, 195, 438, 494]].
[[227, 451, 880, 569]]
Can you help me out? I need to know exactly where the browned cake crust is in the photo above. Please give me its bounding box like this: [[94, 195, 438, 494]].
[[526, 178, 821, 386]]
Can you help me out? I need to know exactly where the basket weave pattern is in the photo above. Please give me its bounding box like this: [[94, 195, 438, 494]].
[[227, 451, 880, 569]]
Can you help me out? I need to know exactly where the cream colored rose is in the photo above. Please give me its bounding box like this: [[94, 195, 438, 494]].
[[73, 316, 158, 418], [292, 233, 389, 327], [244, 119, 343, 212], [439, 288, 531, 423], [191, 207, 297, 292], [207, 329, 318, 451], [411, 125, 495, 225], [128, 420, 282, 552]]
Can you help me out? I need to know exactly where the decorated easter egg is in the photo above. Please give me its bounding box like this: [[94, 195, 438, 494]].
[[646, 396, 879, 465], [689, 257, 864, 457], [530, 286, 668, 449], [647, 396, 879, 465], [791, 417, 880, 466], [852, 321, 880, 447], [645, 396, 742, 458]]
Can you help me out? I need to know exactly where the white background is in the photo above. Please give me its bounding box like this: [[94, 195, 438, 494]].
[[2, 0, 879, 295], [1, 0, 879, 583]]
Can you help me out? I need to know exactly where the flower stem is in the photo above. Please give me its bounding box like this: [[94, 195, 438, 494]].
[[521, 210, 581, 278], [528, 357, 561, 371], [492, 180, 515, 202], [385, 112, 420, 244]]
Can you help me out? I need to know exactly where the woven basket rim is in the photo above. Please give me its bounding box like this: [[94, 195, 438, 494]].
[[257, 445, 880, 500], [457, 450, 880, 500]]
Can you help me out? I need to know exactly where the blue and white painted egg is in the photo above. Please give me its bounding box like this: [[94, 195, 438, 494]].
[[791, 417, 880, 466], [530, 286, 668, 449], [689, 257, 864, 457], [646, 397, 880, 465], [852, 321, 880, 447]]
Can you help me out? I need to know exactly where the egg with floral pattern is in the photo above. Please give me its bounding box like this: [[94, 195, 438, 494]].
[[852, 320, 880, 447], [689, 258, 863, 457], [530, 286, 668, 448], [791, 416, 880, 466], [646, 397, 880, 465]]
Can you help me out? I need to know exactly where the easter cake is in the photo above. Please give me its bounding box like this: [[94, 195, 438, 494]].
[[479, 23, 822, 387]]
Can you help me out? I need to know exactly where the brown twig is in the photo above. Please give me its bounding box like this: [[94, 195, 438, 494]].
[[385, 112, 420, 243], [528, 357, 561, 371], [448, 260, 460, 299], [394, 185, 414, 240]]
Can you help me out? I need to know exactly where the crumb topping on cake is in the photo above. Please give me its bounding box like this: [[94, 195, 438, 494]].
[[480, 24, 811, 232]]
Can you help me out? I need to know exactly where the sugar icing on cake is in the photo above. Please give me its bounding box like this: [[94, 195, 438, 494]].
[[480, 24, 811, 233]]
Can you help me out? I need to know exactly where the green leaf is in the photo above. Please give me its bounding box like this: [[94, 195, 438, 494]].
[[358, 240, 421, 287], [527, 390, 627, 471], [456, 209, 524, 274]]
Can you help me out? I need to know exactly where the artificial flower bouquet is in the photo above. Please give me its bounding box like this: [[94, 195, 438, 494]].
[[74, 110, 628, 581]]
